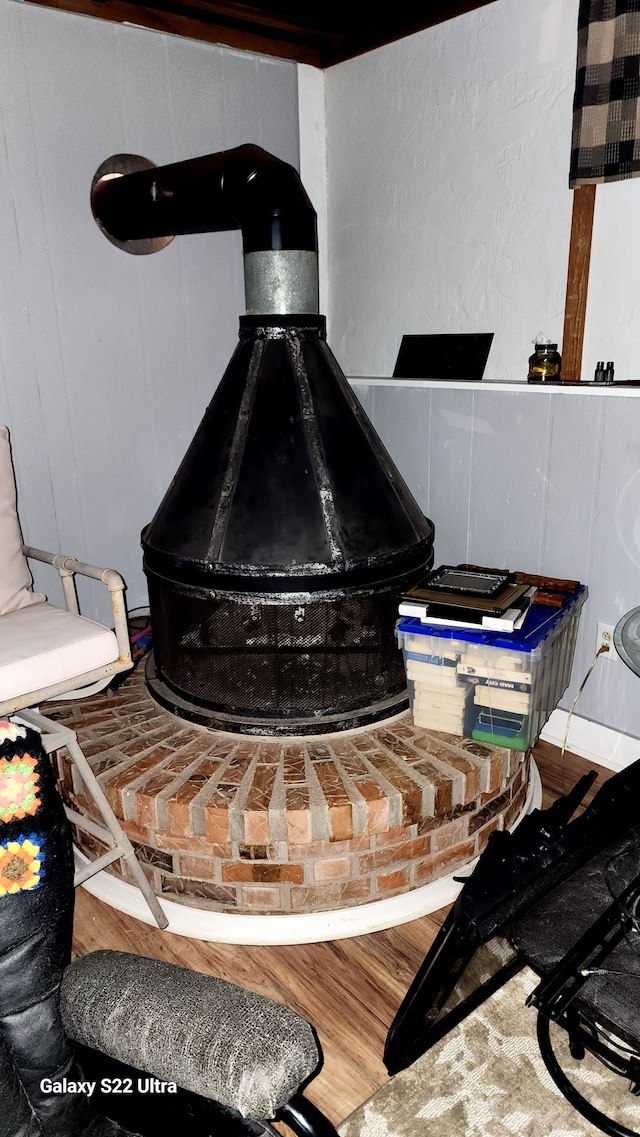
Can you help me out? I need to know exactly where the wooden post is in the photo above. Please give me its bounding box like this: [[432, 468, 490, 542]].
[[561, 184, 597, 381]]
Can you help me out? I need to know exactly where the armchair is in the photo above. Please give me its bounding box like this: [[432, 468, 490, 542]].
[[0, 721, 338, 1137], [0, 425, 166, 928], [0, 429, 132, 717]]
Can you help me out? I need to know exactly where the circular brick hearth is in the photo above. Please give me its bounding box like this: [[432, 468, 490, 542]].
[[49, 670, 530, 917]]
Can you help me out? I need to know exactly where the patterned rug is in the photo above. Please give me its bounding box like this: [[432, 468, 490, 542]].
[[339, 969, 640, 1137]]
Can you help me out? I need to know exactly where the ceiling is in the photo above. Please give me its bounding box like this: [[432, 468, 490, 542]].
[[25, 0, 497, 66]]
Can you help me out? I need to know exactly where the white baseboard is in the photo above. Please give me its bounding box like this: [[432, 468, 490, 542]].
[[541, 710, 640, 772]]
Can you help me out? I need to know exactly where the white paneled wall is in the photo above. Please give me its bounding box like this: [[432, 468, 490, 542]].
[[0, 0, 298, 621], [355, 384, 640, 739]]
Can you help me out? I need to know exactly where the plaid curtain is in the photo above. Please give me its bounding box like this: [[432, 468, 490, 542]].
[[570, 0, 640, 186]]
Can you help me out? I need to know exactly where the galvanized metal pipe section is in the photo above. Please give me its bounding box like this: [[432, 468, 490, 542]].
[[243, 250, 318, 315]]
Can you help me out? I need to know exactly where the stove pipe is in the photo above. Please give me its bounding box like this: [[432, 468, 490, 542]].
[[91, 145, 319, 315], [92, 146, 434, 735]]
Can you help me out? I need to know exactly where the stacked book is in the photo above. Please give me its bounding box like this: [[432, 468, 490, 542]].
[[456, 643, 532, 747], [399, 578, 536, 633], [471, 683, 530, 748], [405, 651, 473, 733]]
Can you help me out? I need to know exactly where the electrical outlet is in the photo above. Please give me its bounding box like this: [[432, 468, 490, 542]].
[[596, 622, 616, 658]]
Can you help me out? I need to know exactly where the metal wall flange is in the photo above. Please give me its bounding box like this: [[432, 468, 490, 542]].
[[91, 153, 175, 255]]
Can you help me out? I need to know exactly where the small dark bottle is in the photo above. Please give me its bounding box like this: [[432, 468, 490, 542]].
[[605, 361, 615, 383], [528, 342, 562, 383], [594, 361, 606, 383]]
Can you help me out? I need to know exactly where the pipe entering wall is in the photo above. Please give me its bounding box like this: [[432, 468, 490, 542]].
[[91, 144, 319, 315]]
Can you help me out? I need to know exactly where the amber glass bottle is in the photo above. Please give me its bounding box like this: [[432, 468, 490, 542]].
[[527, 342, 562, 382]]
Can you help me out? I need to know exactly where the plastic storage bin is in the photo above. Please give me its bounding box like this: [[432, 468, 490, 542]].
[[396, 586, 587, 750]]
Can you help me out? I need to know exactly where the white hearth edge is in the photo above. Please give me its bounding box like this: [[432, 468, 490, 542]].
[[74, 760, 541, 945]]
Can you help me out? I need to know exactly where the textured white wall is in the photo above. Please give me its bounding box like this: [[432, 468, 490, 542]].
[[325, 0, 578, 379], [0, 1, 299, 621]]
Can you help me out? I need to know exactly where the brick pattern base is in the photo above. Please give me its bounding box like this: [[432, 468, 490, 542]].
[[48, 671, 530, 915]]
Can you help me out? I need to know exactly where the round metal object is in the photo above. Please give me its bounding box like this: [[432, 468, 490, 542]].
[[614, 607, 640, 678], [91, 153, 175, 255]]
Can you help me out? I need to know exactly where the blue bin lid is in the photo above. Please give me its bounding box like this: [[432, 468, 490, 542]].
[[397, 584, 587, 654]]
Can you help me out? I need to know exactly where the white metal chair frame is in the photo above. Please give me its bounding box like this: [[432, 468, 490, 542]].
[[3, 545, 132, 710], [0, 547, 168, 930]]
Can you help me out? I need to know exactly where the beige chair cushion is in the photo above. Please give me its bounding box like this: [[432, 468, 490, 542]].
[[0, 427, 44, 615], [0, 602, 119, 701]]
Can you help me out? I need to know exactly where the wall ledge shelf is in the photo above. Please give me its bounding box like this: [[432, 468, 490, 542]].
[[348, 377, 640, 396]]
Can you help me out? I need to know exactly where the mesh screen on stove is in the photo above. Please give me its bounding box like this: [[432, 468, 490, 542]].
[[149, 579, 407, 720]]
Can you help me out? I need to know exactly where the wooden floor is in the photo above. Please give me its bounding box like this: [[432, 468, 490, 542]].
[[71, 741, 612, 1129]]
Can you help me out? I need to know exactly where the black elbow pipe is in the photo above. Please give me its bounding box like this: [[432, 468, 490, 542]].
[[91, 144, 317, 255]]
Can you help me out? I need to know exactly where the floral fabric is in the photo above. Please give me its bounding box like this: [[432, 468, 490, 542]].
[[0, 836, 43, 896], [0, 754, 40, 823]]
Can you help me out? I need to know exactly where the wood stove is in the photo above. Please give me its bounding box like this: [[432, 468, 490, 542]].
[[92, 145, 434, 735]]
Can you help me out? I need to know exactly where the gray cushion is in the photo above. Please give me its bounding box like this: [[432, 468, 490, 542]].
[[60, 951, 319, 1121]]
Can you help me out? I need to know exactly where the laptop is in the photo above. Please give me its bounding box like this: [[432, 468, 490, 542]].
[[393, 332, 494, 380]]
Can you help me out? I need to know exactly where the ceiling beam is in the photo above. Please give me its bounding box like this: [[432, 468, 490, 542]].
[[320, 1, 498, 67], [23, 0, 499, 67], [24, 0, 324, 65]]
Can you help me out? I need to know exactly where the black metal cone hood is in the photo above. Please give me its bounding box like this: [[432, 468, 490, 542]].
[[143, 315, 432, 591]]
